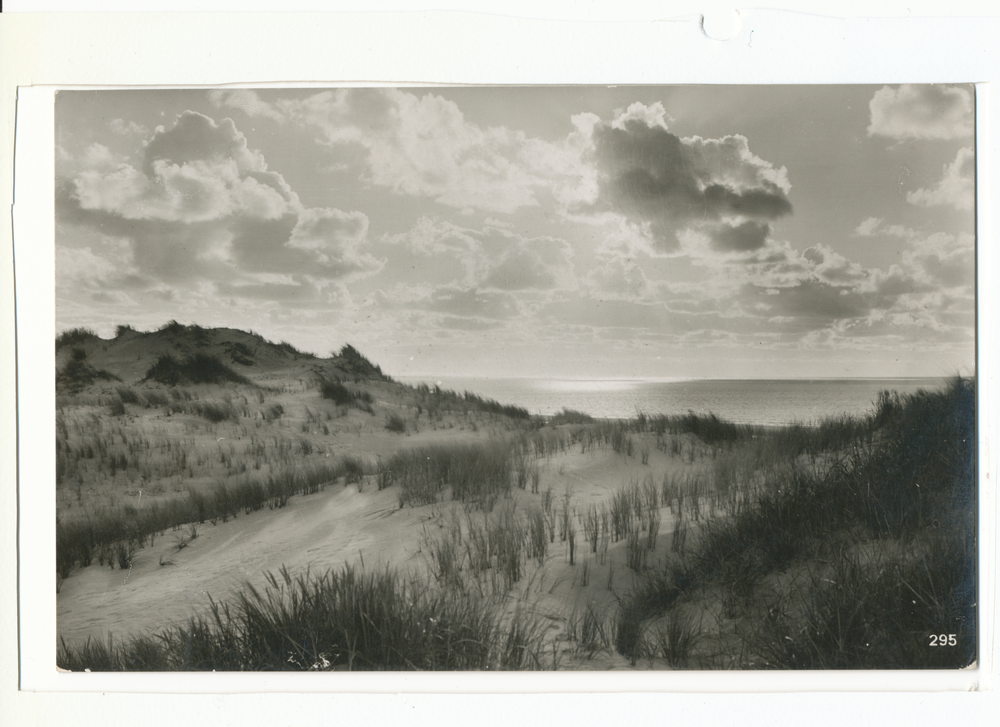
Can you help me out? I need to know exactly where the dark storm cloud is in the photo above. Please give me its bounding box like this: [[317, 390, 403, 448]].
[[710, 220, 771, 252], [583, 112, 792, 252]]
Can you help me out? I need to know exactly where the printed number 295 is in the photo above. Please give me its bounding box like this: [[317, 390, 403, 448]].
[[929, 634, 957, 646]]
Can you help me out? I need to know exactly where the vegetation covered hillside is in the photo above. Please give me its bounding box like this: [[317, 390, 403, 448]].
[[55, 321, 388, 390]]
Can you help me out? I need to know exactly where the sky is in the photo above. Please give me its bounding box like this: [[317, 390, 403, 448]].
[[54, 85, 976, 379]]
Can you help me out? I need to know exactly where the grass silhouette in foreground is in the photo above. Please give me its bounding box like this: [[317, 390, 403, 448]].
[[59, 565, 548, 671]]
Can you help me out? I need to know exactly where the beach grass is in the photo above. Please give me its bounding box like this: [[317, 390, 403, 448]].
[[612, 376, 976, 669], [57, 564, 550, 671]]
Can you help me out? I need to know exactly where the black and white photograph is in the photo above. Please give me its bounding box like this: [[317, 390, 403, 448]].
[[49, 83, 978, 672]]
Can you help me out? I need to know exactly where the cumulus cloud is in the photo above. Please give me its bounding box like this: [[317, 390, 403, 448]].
[[708, 226, 974, 346], [383, 216, 480, 258], [55, 90, 975, 369], [573, 197, 967, 347], [741, 279, 873, 329], [901, 231, 975, 290], [722, 245, 860, 299], [907, 146, 975, 211], [287, 208, 372, 269], [56, 245, 125, 282], [611, 101, 672, 130], [853, 216, 913, 238], [477, 231, 575, 292], [371, 222, 580, 334], [57, 110, 381, 309], [142, 112, 269, 177], [868, 84, 973, 140], [578, 103, 792, 253], [73, 112, 296, 223], [209, 89, 285, 122], [851, 218, 975, 290], [384, 217, 576, 293], [656, 211, 974, 351], [281, 88, 587, 215], [81, 143, 123, 171]]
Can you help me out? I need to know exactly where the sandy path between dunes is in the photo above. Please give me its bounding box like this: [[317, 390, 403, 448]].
[[57, 481, 431, 646], [58, 439, 706, 670]]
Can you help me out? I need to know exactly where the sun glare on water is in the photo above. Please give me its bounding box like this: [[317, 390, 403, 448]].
[[538, 379, 644, 393]]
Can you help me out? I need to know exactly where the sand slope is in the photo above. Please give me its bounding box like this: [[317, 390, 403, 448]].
[[58, 431, 701, 670]]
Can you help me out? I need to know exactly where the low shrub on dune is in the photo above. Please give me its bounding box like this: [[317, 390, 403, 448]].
[[319, 378, 374, 412], [143, 353, 253, 387], [56, 358, 121, 394]]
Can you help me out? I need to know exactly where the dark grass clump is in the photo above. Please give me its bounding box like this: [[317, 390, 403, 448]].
[[675, 411, 745, 446], [55, 327, 99, 351], [385, 413, 407, 434], [614, 563, 694, 663], [319, 379, 353, 405], [340, 456, 367, 486], [549, 408, 595, 425], [277, 340, 313, 359], [143, 391, 170, 407], [56, 633, 172, 671], [615, 377, 976, 669], [189, 400, 242, 424], [336, 343, 386, 379], [56, 358, 122, 394], [158, 319, 186, 335], [461, 390, 531, 421], [116, 387, 142, 405], [107, 397, 127, 417], [58, 564, 548, 671], [142, 353, 253, 387], [407, 381, 535, 424], [225, 341, 256, 366], [747, 533, 974, 669], [319, 378, 374, 412]]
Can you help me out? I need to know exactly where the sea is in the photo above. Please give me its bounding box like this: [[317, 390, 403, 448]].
[[396, 376, 954, 426]]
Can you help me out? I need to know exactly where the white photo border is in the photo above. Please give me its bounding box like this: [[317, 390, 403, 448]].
[[3, 4, 997, 716]]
